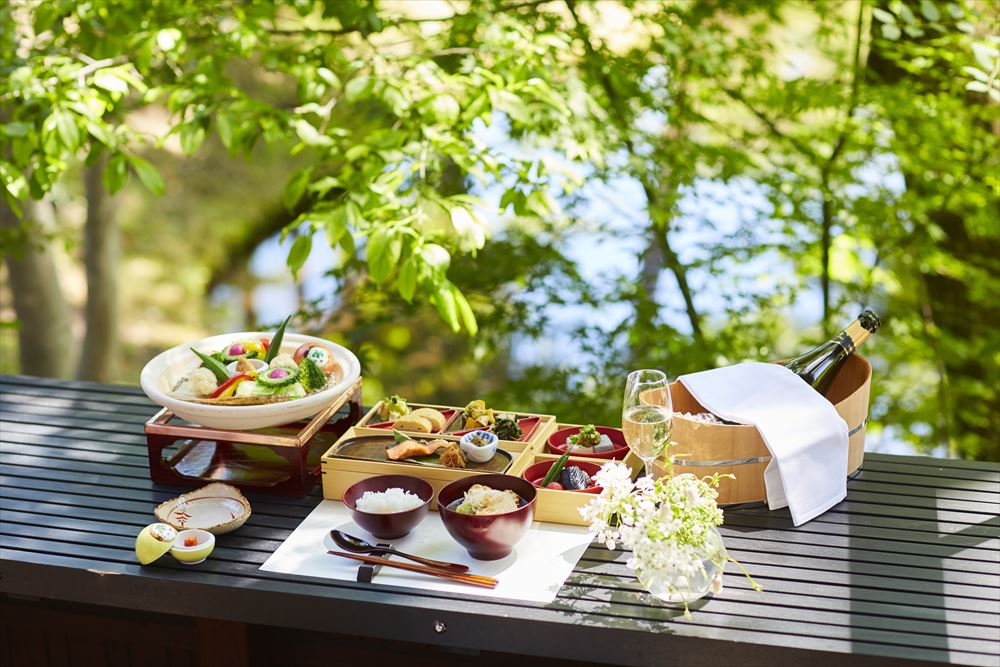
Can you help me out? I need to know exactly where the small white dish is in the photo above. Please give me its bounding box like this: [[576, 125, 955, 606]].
[[225, 358, 268, 375], [170, 529, 215, 564], [155, 482, 251, 535], [460, 430, 499, 464]]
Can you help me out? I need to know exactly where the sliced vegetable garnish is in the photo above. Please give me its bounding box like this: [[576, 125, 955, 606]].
[[211, 372, 252, 399], [191, 348, 229, 382], [257, 365, 299, 388], [263, 314, 292, 364]]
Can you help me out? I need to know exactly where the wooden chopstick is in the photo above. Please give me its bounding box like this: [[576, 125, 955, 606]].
[[327, 550, 498, 589]]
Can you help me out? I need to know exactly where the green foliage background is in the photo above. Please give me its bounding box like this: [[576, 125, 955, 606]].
[[1, 0, 997, 460]]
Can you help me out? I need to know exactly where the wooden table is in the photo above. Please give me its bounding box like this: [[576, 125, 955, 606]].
[[1, 375, 998, 667]]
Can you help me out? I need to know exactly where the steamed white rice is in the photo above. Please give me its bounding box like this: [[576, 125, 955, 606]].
[[355, 487, 424, 513]]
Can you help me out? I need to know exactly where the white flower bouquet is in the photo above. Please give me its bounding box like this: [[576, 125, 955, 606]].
[[579, 461, 761, 617]]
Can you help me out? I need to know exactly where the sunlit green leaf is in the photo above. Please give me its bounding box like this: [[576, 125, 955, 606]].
[[367, 227, 402, 284], [451, 284, 478, 335], [283, 167, 313, 211], [129, 155, 165, 196], [103, 153, 129, 194], [180, 122, 206, 155], [287, 233, 312, 275], [397, 255, 417, 302]]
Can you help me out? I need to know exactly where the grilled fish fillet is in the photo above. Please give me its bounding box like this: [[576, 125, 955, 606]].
[[386, 438, 450, 461]]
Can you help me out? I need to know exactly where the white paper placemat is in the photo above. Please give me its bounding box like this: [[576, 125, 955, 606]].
[[260, 500, 594, 603]]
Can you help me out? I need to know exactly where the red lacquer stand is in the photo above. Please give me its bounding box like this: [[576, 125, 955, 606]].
[[145, 378, 363, 497]]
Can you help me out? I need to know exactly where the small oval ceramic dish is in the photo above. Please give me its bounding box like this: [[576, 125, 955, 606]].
[[522, 459, 603, 493], [169, 529, 216, 565], [135, 523, 178, 565], [342, 475, 433, 540], [437, 474, 536, 560], [140, 331, 361, 430], [459, 430, 499, 463], [155, 483, 251, 535], [226, 357, 268, 375], [546, 425, 629, 460]]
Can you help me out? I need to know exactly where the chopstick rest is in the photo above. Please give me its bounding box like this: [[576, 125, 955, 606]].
[[356, 542, 392, 583]]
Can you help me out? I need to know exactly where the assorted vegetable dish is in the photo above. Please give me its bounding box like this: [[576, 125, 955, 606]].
[[170, 316, 342, 405]]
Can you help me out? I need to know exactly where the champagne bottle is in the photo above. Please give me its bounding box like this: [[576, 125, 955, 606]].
[[781, 309, 880, 396]]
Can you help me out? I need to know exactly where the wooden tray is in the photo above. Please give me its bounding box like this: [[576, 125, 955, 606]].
[[507, 423, 642, 525], [353, 400, 556, 455], [321, 420, 635, 526], [146, 378, 363, 497], [320, 425, 545, 509]]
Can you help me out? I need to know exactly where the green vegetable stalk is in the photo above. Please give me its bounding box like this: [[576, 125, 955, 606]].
[[540, 453, 570, 487]]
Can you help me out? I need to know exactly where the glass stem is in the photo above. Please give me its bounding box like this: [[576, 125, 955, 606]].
[[644, 457, 654, 479]]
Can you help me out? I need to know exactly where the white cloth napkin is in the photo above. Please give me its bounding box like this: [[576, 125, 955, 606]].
[[678, 362, 849, 525]]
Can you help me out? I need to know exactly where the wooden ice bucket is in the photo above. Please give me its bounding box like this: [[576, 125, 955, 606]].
[[653, 355, 872, 506]]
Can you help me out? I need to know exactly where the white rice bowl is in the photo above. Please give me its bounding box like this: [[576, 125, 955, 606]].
[[140, 331, 361, 430]]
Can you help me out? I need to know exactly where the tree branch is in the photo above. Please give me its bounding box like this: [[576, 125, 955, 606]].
[[267, 0, 554, 36], [563, 0, 704, 343]]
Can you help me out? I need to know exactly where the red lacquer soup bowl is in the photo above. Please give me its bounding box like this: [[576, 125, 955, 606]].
[[342, 475, 433, 540], [436, 474, 536, 561]]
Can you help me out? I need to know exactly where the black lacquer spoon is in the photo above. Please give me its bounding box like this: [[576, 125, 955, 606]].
[[330, 530, 470, 572]]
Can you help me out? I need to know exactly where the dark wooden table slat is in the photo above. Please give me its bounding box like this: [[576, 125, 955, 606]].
[[1, 374, 998, 667]]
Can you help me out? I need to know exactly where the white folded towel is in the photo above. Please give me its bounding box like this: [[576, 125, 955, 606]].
[[678, 362, 849, 525]]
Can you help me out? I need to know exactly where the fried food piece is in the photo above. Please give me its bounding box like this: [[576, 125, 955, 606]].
[[410, 408, 446, 432], [438, 444, 466, 469], [235, 358, 256, 373], [385, 438, 449, 461], [393, 415, 433, 433]]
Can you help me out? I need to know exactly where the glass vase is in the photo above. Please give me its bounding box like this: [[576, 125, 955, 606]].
[[636, 528, 726, 604]]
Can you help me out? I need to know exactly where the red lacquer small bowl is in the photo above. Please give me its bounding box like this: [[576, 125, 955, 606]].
[[437, 474, 536, 560], [546, 426, 629, 460], [342, 475, 433, 540], [522, 459, 604, 494]]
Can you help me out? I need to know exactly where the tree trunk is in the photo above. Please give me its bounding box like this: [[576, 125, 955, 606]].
[[1, 197, 74, 378], [78, 154, 119, 382]]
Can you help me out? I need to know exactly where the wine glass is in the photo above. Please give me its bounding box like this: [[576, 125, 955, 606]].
[[622, 369, 673, 479]]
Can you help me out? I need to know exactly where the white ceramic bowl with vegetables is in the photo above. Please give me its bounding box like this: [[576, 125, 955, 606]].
[[140, 326, 361, 430]]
